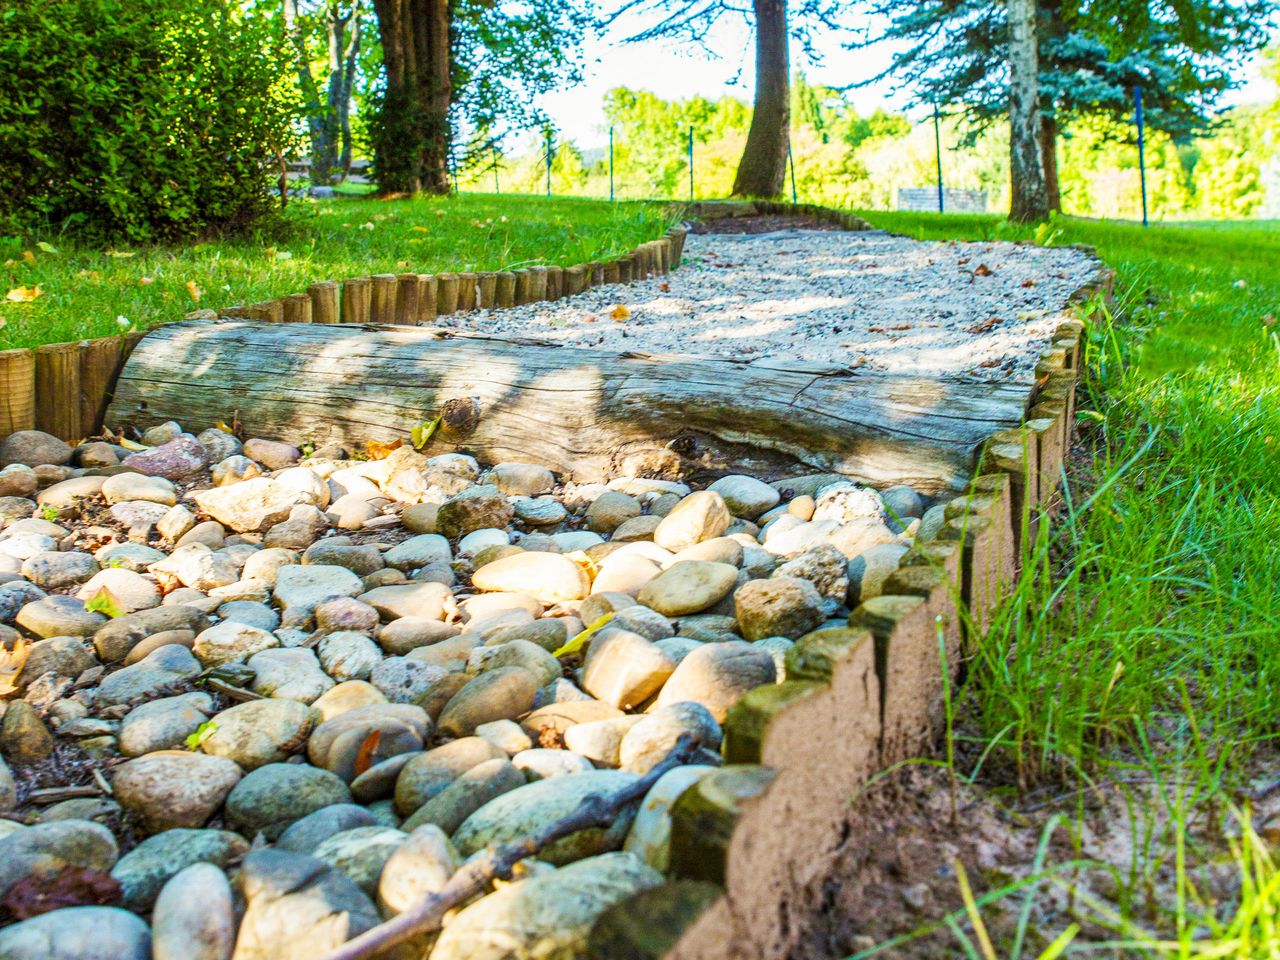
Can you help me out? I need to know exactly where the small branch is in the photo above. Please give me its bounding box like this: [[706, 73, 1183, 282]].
[[205, 678, 263, 702], [318, 735, 700, 960]]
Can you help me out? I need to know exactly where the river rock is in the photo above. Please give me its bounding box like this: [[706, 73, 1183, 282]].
[[636, 560, 738, 616], [272, 564, 363, 628], [437, 666, 539, 737], [812, 481, 886, 525], [512, 748, 595, 780], [619, 702, 722, 773], [586, 491, 641, 534], [191, 477, 300, 533], [453, 769, 639, 864], [192, 620, 278, 667], [359, 581, 454, 621], [654, 641, 777, 721], [653, 491, 731, 552], [15, 635, 95, 689], [377, 823, 460, 915], [93, 604, 208, 661], [225, 763, 352, 839], [20, 551, 99, 590], [95, 643, 202, 707], [244, 438, 301, 470], [276, 804, 378, 854], [151, 862, 236, 960], [471, 552, 589, 604], [303, 541, 384, 576], [403, 757, 524, 833], [312, 825, 408, 897], [76, 567, 160, 614], [563, 715, 644, 767], [110, 827, 248, 910], [707, 475, 779, 519], [735, 576, 826, 640], [314, 631, 381, 683], [201, 698, 317, 769], [430, 852, 662, 960], [581, 630, 676, 710], [119, 694, 211, 756], [307, 703, 429, 782], [232, 849, 380, 959], [249, 648, 334, 702], [122, 436, 209, 479], [0, 818, 118, 898], [623, 765, 717, 871], [847, 542, 911, 605], [0, 906, 149, 960], [592, 554, 661, 596], [436, 493, 514, 538], [101, 472, 176, 506], [112, 751, 243, 832], [394, 737, 507, 815], [153, 542, 238, 591], [469, 638, 561, 687], [0, 431, 72, 468]]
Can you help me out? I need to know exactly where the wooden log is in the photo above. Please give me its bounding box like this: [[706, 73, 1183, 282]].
[[281, 293, 312, 323], [436, 274, 459, 315], [0, 348, 36, 437], [417, 275, 438, 324], [108, 320, 1029, 493], [370, 274, 399, 324], [477, 273, 498, 309], [79, 336, 124, 438], [395, 274, 421, 325], [495, 272, 516, 308], [528, 266, 548, 302], [309, 282, 340, 324], [249, 300, 283, 322], [617, 256, 634, 284], [35, 342, 82, 440], [589, 262, 605, 288], [602, 261, 621, 285], [342, 278, 372, 324]]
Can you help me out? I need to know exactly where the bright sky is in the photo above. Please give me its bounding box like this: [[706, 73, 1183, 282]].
[[535, 10, 1276, 150]]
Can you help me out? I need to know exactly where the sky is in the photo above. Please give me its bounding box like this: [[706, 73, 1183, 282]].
[[535, 8, 1277, 150]]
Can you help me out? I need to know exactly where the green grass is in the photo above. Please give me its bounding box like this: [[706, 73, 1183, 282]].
[[0, 193, 675, 351], [851, 210, 1280, 956]]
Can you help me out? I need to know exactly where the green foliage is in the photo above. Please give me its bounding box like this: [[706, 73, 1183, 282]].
[[83, 587, 124, 620], [186, 721, 218, 751], [0, 0, 302, 242], [0, 194, 675, 350]]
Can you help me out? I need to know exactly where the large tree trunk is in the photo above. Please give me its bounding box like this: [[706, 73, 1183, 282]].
[[329, 3, 362, 182], [1008, 0, 1048, 222], [371, 0, 451, 194], [731, 0, 790, 198], [1042, 113, 1061, 213], [106, 320, 1030, 494]]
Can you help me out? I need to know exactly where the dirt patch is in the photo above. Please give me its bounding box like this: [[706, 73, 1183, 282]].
[[688, 214, 842, 235]]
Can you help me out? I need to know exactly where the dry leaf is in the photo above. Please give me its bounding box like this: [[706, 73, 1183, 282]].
[[0, 636, 29, 697], [411, 226, 430, 233], [138, 277, 154, 286], [609, 304, 631, 320], [365, 438, 402, 460], [5, 285, 42, 303], [21, 250, 35, 266], [185, 279, 202, 303], [659, 282, 671, 292], [353, 729, 384, 777], [973, 263, 993, 277]]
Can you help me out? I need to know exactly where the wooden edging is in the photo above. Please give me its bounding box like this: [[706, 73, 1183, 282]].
[[597, 258, 1116, 960]]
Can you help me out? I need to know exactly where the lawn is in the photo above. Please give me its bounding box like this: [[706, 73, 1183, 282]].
[[854, 211, 1280, 954], [0, 193, 676, 351]]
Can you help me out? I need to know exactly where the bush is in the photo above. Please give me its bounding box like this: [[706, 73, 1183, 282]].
[[0, 0, 302, 242]]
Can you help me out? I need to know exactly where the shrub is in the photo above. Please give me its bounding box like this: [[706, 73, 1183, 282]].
[[0, 0, 302, 242]]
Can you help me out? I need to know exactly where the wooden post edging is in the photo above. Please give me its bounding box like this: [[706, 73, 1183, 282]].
[[602, 259, 1115, 960]]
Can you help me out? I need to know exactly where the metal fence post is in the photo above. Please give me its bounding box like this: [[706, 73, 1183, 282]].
[[609, 126, 615, 202], [787, 141, 798, 204], [1134, 86, 1149, 227], [933, 102, 945, 213], [545, 130, 553, 198], [688, 126, 694, 200], [493, 146, 500, 194]]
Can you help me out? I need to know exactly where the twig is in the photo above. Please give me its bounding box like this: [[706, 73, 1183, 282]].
[[28, 785, 101, 804], [318, 735, 700, 960], [205, 678, 263, 702]]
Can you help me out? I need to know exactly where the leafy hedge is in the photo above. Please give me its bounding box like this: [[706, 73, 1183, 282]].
[[0, 0, 301, 242]]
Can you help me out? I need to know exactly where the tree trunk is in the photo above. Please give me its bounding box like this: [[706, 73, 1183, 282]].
[[731, 0, 790, 198], [283, 0, 333, 185], [1041, 113, 1061, 213], [371, 0, 451, 194], [106, 320, 1031, 495], [330, 3, 362, 181], [1007, 0, 1048, 222]]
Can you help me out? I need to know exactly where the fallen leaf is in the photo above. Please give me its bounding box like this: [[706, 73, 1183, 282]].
[[84, 587, 124, 619], [21, 251, 35, 265], [105, 250, 136, 258], [5, 285, 42, 303], [138, 276, 154, 286], [0, 636, 29, 697], [35, 241, 57, 254], [659, 282, 671, 292], [1262, 313, 1276, 327], [185, 279, 202, 302], [1021, 279, 1037, 288], [411, 417, 441, 450], [973, 263, 993, 277], [411, 226, 430, 233], [118, 437, 149, 451], [554, 612, 616, 659], [215, 420, 234, 433], [609, 304, 631, 320], [365, 438, 402, 460], [968, 317, 1002, 334], [354, 729, 384, 777]]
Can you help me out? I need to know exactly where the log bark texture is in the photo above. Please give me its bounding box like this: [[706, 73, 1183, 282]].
[[106, 320, 1030, 493]]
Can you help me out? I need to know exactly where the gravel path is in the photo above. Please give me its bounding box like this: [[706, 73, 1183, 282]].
[[436, 229, 1099, 382]]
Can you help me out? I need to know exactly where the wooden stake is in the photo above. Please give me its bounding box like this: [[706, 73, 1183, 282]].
[[477, 273, 498, 308], [617, 256, 634, 283], [342, 277, 372, 324], [545, 266, 564, 300], [528, 266, 548, 302], [457, 272, 478, 311], [513, 269, 533, 305], [589, 262, 605, 288], [436, 274, 460, 315], [603, 261, 621, 285], [282, 293, 312, 323], [35, 342, 82, 441], [79, 336, 123, 438], [495, 272, 516, 308], [249, 300, 283, 322], [0, 348, 35, 438], [309, 282, 340, 324], [417, 276, 438, 324], [371, 274, 399, 324], [395, 274, 421, 326], [563, 265, 587, 296]]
